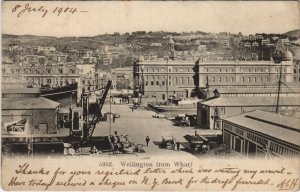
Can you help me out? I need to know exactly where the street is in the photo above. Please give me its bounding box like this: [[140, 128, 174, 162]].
[[92, 103, 220, 158]]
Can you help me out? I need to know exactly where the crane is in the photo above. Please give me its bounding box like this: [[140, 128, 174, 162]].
[[68, 80, 112, 146]]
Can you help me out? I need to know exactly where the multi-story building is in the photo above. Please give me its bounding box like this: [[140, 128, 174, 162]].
[[133, 59, 196, 100], [134, 52, 294, 100], [76, 63, 96, 76], [2, 62, 81, 88], [33, 46, 56, 55], [111, 67, 133, 90], [97, 72, 110, 89], [199, 58, 294, 90], [76, 63, 102, 93], [293, 49, 300, 83]]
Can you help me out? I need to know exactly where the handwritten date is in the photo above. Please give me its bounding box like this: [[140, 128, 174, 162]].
[[12, 4, 87, 18]]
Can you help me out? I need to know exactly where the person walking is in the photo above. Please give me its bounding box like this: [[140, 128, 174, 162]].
[[146, 136, 150, 147], [176, 141, 180, 151]]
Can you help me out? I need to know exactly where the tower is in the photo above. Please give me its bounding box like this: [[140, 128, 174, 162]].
[[168, 36, 175, 51]]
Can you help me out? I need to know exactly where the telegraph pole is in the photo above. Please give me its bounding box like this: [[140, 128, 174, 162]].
[[276, 61, 283, 114]]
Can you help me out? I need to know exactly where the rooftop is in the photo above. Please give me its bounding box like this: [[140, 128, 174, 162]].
[[199, 60, 292, 65], [200, 96, 300, 107], [145, 86, 189, 92], [2, 88, 41, 94], [138, 60, 293, 66], [214, 87, 300, 94], [138, 60, 196, 65], [224, 110, 300, 146], [2, 97, 60, 110]]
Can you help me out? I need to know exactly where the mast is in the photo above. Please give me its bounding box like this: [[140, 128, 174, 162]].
[[276, 61, 282, 114]]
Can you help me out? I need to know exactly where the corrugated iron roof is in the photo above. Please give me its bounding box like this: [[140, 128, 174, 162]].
[[215, 87, 300, 94], [2, 88, 41, 94], [200, 96, 300, 107], [224, 110, 300, 146], [2, 97, 60, 110]]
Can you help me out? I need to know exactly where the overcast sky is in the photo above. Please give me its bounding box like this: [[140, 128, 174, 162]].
[[2, 1, 299, 37]]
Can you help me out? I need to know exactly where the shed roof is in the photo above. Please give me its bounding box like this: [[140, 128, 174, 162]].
[[215, 87, 300, 94], [2, 97, 60, 110], [200, 96, 300, 107], [224, 110, 300, 146], [2, 88, 41, 94]]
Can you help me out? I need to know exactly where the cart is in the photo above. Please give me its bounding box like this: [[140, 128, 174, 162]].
[[184, 135, 209, 153], [160, 136, 176, 150]]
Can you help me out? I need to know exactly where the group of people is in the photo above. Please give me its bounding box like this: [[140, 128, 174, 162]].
[[145, 136, 181, 151], [113, 97, 130, 105]]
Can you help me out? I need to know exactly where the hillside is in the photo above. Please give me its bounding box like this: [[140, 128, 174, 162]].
[[284, 29, 300, 39]]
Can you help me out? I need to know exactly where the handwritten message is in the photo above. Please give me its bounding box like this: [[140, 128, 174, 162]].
[[2, 158, 299, 191], [11, 3, 88, 18]]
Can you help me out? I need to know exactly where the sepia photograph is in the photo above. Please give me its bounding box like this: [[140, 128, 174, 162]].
[[1, 1, 300, 191]]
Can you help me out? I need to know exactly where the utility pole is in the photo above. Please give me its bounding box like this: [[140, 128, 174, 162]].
[[166, 59, 169, 100], [276, 61, 283, 114]]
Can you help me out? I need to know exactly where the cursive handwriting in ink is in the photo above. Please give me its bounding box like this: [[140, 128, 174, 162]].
[[276, 178, 299, 191], [11, 4, 88, 18], [12, 4, 48, 18]]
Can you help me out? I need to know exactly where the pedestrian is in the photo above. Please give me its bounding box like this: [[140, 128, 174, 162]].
[[59, 118, 64, 128], [176, 141, 180, 151], [146, 136, 150, 147], [132, 107, 134, 112]]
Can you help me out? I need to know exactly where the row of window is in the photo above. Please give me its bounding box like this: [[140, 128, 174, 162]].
[[293, 68, 300, 74], [224, 125, 300, 158], [139, 67, 191, 73], [205, 67, 287, 73], [145, 81, 171, 86], [293, 76, 300, 82], [246, 132, 268, 146], [144, 77, 192, 86], [35, 78, 77, 85], [144, 92, 185, 99], [241, 68, 269, 73], [224, 124, 268, 147], [223, 123, 233, 131], [82, 80, 95, 85], [269, 141, 299, 158], [206, 68, 235, 73], [139, 66, 289, 74], [3, 68, 77, 74], [223, 93, 297, 98], [209, 76, 270, 83]]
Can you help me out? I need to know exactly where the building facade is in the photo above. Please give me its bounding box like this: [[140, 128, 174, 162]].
[[111, 67, 133, 90], [133, 59, 196, 100], [199, 60, 294, 89], [2, 97, 60, 134], [223, 110, 300, 158], [197, 95, 300, 130], [134, 57, 294, 101], [2, 63, 81, 88]]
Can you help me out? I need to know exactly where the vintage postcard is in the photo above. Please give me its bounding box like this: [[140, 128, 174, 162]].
[[1, 1, 300, 191]]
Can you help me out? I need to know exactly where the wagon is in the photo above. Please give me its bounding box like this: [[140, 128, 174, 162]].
[[184, 134, 209, 153], [160, 136, 176, 150]]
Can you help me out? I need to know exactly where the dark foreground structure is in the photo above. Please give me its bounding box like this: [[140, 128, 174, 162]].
[[223, 110, 300, 158]]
